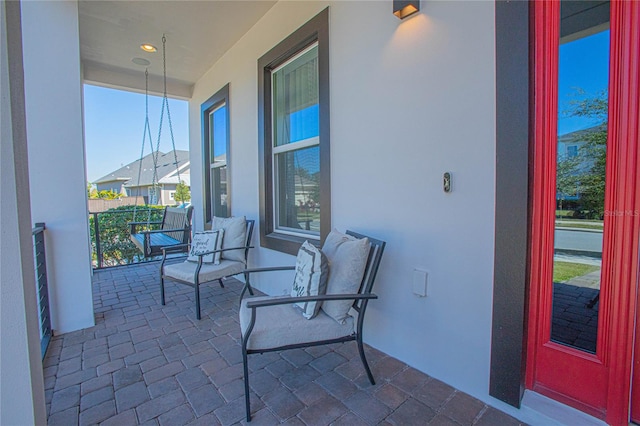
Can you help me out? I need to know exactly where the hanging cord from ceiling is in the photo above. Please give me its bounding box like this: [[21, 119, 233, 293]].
[[153, 34, 181, 201], [132, 68, 158, 225]]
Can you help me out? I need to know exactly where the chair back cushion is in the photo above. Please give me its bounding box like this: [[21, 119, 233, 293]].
[[187, 229, 224, 264], [291, 241, 329, 319], [213, 216, 247, 262], [321, 229, 370, 323]]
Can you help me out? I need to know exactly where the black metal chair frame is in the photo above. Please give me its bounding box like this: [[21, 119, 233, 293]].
[[239, 231, 386, 422], [130, 206, 194, 257], [160, 219, 255, 320]]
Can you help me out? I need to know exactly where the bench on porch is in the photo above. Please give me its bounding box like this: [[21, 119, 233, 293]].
[[129, 206, 193, 257]]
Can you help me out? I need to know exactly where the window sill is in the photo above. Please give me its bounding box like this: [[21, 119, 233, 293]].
[[260, 231, 320, 256]]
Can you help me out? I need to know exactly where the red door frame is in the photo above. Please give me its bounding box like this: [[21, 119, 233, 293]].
[[607, 2, 640, 424], [526, 1, 640, 425]]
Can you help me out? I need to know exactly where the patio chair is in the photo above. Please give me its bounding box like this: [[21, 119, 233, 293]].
[[160, 217, 254, 320], [238, 230, 386, 421]]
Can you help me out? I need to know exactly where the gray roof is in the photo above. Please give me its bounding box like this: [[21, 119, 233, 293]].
[[558, 124, 606, 143], [94, 150, 189, 187]]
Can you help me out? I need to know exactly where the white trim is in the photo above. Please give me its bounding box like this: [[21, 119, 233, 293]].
[[272, 136, 319, 155], [272, 42, 318, 74], [274, 228, 321, 240], [209, 100, 226, 115], [520, 391, 607, 426]]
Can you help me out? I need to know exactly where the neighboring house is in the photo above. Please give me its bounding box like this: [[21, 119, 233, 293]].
[[557, 124, 606, 163], [94, 151, 190, 206], [557, 125, 606, 203], [5, 2, 640, 426]]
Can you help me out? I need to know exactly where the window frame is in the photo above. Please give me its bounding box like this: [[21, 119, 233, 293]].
[[258, 8, 330, 255], [202, 83, 231, 228]]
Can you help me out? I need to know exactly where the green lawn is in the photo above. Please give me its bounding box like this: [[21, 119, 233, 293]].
[[553, 261, 600, 283], [555, 221, 603, 230], [556, 210, 574, 219]]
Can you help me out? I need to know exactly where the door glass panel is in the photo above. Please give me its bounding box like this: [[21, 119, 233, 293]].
[[551, 1, 610, 353]]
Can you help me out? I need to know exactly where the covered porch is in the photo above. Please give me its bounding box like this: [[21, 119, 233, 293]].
[[44, 262, 522, 426], [7, 0, 636, 424]]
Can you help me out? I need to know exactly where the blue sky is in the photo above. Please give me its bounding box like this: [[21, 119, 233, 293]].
[[557, 29, 610, 135], [84, 84, 189, 183]]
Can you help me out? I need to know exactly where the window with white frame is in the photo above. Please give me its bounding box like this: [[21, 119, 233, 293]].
[[272, 44, 320, 237], [258, 9, 330, 255]]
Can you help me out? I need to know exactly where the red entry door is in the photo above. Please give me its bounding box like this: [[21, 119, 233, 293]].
[[527, 1, 640, 425]]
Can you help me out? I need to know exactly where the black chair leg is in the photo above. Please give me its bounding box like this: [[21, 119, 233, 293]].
[[357, 336, 375, 385], [195, 283, 201, 320], [242, 347, 251, 422], [218, 278, 224, 288], [160, 275, 165, 305]]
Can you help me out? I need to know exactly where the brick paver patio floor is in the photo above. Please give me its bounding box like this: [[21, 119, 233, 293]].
[[44, 262, 525, 425]]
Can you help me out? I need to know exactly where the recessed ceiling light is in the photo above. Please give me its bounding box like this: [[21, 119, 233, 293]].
[[140, 43, 157, 53], [132, 57, 150, 66]]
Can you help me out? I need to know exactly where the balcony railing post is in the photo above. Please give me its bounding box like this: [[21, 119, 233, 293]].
[[93, 212, 103, 268]]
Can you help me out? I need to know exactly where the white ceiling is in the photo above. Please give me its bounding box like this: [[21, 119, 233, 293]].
[[78, 0, 277, 99]]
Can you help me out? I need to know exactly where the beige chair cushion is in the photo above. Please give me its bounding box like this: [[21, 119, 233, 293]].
[[321, 230, 370, 324], [239, 296, 354, 350], [163, 259, 244, 284], [213, 216, 247, 262]]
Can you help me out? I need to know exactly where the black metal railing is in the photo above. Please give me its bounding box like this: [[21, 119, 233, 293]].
[[33, 223, 51, 359], [89, 207, 166, 269]]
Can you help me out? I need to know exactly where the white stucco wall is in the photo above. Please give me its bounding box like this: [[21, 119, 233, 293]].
[[1, 1, 47, 423], [190, 0, 498, 411], [21, 0, 94, 333]]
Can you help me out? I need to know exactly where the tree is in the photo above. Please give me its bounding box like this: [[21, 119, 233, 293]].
[[87, 182, 98, 199], [97, 189, 120, 200], [557, 90, 607, 219], [174, 180, 191, 203]]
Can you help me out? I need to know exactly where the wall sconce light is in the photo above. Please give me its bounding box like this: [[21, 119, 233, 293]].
[[393, 0, 420, 19]]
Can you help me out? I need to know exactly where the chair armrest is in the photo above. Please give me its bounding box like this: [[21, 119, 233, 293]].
[[246, 293, 378, 309], [161, 243, 190, 265], [243, 266, 295, 274], [238, 266, 295, 306]]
